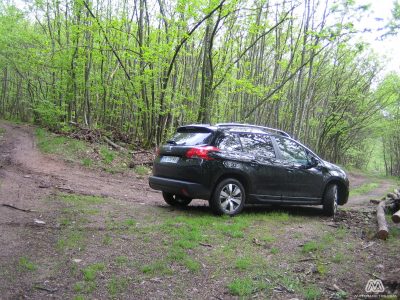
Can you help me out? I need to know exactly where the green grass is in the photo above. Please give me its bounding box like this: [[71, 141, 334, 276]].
[[114, 256, 128, 267], [183, 257, 201, 272], [82, 263, 106, 281], [35, 127, 132, 172], [303, 285, 322, 300], [99, 146, 115, 164], [59, 194, 105, 205], [235, 256, 253, 270], [0, 127, 5, 137], [134, 165, 151, 175], [349, 182, 380, 196], [141, 260, 172, 275], [107, 276, 129, 298], [302, 241, 323, 253], [270, 247, 279, 254], [57, 230, 86, 251], [36, 128, 87, 156], [18, 256, 37, 271], [227, 277, 267, 296], [82, 158, 93, 167]]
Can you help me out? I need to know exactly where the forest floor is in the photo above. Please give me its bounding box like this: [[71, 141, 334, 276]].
[[0, 121, 399, 300]]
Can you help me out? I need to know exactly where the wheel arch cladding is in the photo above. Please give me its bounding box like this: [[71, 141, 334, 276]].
[[324, 179, 348, 205]]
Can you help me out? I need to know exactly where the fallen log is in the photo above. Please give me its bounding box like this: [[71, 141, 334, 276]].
[[103, 136, 127, 152], [387, 192, 399, 200], [377, 200, 389, 240], [392, 210, 400, 224]]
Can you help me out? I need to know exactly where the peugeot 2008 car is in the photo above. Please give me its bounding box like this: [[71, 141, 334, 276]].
[[149, 123, 349, 216]]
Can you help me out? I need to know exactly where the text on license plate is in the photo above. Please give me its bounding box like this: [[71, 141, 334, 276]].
[[160, 156, 179, 163]]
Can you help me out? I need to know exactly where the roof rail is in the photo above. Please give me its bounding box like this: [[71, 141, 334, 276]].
[[215, 123, 290, 137]]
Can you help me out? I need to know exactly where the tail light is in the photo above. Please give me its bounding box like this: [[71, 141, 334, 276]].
[[186, 146, 220, 160]]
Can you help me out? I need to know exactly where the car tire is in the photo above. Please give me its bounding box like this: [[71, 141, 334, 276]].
[[162, 192, 192, 207], [210, 178, 245, 216], [322, 184, 338, 217]]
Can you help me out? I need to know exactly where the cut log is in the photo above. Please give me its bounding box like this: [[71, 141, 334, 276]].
[[387, 192, 398, 200], [103, 136, 127, 152], [377, 200, 389, 240], [392, 210, 400, 224]]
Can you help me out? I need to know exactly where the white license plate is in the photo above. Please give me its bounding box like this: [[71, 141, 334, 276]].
[[160, 156, 179, 163]]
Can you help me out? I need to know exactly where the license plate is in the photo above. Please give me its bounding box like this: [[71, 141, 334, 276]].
[[160, 156, 179, 163]]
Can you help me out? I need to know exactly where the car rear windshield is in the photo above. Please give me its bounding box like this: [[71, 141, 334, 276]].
[[169, 129, 213, 146]]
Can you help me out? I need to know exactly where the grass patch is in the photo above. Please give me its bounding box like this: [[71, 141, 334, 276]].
[[332, 252, 345, 263], [270, 247, 279, 254], [114, 256, 128, 267], [107, 276, 129, 298], [228, 277, 266, 296], [350, 182, 380, 196], [141, 260, 172, 275], [82, 263, 106, 281], [18, 257, 37, 272], [35, 127, 131, 172], [59, 194, 105, 205], [134, 165, 151, 176], [99, 146, 115, 164], [82, 158, 93, 167], [303, 285, 322, 300], [302, 241, 323, 253], [57, 230, 86, 251], [235, 256, 253, 270], [183, 258, 201, 272], [36, 128, 86, 156]]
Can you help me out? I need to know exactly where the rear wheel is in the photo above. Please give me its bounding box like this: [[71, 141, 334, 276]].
[[210, 178, 245, 216], [322, 184, 338, 217], [162, 192, 192, 207]]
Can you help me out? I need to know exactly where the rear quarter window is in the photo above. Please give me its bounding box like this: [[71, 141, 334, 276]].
[[215, 133, 242, 151], [239, 134, 275, 158], [170, 131, 213, 146]]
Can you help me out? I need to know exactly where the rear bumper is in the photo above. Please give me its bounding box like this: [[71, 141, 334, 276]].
[[148, 176, 211, 200]]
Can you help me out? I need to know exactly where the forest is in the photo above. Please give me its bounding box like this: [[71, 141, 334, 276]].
[[0, 0, 399, 175]]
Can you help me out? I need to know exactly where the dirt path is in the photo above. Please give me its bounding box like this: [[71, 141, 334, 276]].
[[347, 172, 398, 208], [0, 121, 161, 206], [0, 122, 164, 298]]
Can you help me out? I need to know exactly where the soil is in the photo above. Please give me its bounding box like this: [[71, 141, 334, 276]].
[[0, 121, 399, 299]]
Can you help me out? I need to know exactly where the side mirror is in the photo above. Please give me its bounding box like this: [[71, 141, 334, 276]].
[[309, 156, 319, 168]]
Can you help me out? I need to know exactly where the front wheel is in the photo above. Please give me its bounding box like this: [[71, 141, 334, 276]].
[[210, 178, 245, 216], [322, 184, 338, 217], [162, 192, 192, 207]]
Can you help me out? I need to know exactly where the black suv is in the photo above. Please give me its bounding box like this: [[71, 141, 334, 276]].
[[149, 123, 349, 216]]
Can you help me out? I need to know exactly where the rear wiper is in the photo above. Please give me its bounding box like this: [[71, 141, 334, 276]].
[[166, 140, 177, 145]]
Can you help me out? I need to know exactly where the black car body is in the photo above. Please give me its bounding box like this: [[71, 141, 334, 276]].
[[149, 123, 349, 216]]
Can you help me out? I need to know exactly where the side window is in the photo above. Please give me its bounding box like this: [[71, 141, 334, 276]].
[[275, 137, 308, 164], [239, 134, 275, 158], [216, 133, 242, 151]]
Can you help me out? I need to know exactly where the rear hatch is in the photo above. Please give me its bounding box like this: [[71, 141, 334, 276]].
[[153, 126, 216, 183]]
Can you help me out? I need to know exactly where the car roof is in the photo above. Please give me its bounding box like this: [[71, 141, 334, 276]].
[[177, 123, 290, 137]]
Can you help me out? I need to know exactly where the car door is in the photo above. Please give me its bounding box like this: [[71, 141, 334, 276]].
[[238, 133, 286, 201], [273, 136, 324, 202]]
